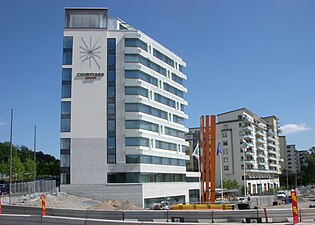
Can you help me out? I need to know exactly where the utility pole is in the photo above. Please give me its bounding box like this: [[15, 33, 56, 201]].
[[9, 108, 13, 205], [33, 125, 37, 192]]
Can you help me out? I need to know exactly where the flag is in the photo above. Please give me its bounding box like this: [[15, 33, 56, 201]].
[[217, 141, 223, 155], [192, 143, 200, 160]]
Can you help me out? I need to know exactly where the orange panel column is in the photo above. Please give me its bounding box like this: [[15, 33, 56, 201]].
[[210, 115, 217, 203], [205, 116, 210, 202], [200, 116, 205, 203]]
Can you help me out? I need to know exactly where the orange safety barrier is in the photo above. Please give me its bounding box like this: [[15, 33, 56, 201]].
[[291, 189, 299, 224], [41, 195, 46, 216]]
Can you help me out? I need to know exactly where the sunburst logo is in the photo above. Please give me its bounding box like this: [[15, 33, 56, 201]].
[[79, 37, 102, 69]]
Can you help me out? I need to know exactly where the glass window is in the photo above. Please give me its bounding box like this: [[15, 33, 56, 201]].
[[108, 86, 115, 98], [63, 37, 73, 65], [108, 55, 115, 65], [125, 86, 148, 97], [62, 84, 71, 98], [60, 138, 70, 150], [107, 38, 116, 49], [224, 157, 229, 162], [171, 73, 184, 85], [61, 118, 70, 132], [108, 137, 116, 149], [107, 155, 116, 164], [125, 137, 149, 147], [125, 38, 147, 51], [62, 68, 72, 81], [107, 103, 115, 115], [60, 154, 70, 167], [60, 173, 70, 184], [108, 120, 115, 132], [108, 71, 115, 82], [163, 83, 184, 98], [61, 101, 71, 115]]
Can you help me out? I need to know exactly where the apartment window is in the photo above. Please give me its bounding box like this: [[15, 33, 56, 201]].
[[61, 101, 71, 132], [222, 132, 227, 138], [125, 70, 158, 87], [62, 37, 73, 65], [126, 137, 150, 147], [125, 38, 148, 51], [223, 149, 228, 154], [224, 165, 229, 171], [239, 123, 242, 127], [107, 38, 116, 164], [223, 141, 228, 146], [125, 120, 159, 133], [60, 138, 70, 184], [125, 86, 148, 98], [224, 157, 229, 162], [154, 93, 176, 108], [223, 125, 228, 129], [153, 48, 174, 67], [61, 68, 72, 98]]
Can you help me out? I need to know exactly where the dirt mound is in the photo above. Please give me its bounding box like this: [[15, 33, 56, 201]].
[[89, 200, 139, 210], [116, 201, 139, 210], [89, 201, 116, 210]]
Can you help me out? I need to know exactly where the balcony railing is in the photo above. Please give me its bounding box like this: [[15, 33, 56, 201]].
[[257, 145, 267, 151], [268, 149, 277, 154], [256, 138, 265, 143], [267, 136, 276, 142], [256, 130, 265, 136], [267, 142, 276, 148]]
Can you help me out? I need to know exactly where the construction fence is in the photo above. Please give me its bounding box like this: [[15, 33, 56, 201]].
[[9, 180, 56, 195]]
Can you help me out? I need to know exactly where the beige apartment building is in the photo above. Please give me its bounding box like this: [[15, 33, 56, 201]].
[[216, 108, 281, 194]]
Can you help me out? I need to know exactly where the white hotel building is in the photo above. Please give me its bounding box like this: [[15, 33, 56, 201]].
[[60, 8, 199, 208], [216, 108, 282, 194]]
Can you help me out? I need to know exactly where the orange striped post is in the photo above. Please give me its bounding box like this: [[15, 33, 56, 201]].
[[0, 195, 2, 215], [291, 189, 299, 224], [41, 195, 46, 216]]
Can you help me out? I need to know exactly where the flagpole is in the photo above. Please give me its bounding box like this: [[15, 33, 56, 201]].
[[220, 153, 223, 200]]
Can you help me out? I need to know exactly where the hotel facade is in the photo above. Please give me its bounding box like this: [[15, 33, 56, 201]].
[[216, 108, 282, 194], [60, 8, 199, 208]]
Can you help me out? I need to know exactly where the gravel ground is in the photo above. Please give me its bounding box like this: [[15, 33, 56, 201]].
[[16, 192, 140, 210]]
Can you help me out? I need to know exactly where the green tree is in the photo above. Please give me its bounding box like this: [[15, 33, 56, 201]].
[[301, 147, 315, 185], [12, 156, 24, 181], [24, 158, 36, 180], [223, 178, 240, 189]]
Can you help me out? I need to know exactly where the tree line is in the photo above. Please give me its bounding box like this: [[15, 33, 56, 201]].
[[0, 142, 60, 182]]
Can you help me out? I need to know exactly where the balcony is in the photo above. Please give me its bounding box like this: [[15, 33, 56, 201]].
[[269, 162, 278, 167], [268, 149, 277, 154], [268, 155, 277, 161], [243, 133, 254, 140], [257, 153, 266, 158], [267, 136, 276, 142], [258, 160, 267, 165], [257, 145, 267, 151], [243, 125, 253, 131], [256, 138, 265, 144], [267, 129, 275, 135], [245, 159, 255, 165], [256, 130, 265, 137], [267, 142, 276, 148], [245, 150, 255, 156], [258, 123, 267, 129]]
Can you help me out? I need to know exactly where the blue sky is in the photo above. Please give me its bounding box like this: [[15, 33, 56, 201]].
[[0, 0, 314, 157]]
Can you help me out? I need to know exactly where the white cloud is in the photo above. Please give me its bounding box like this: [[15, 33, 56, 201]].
[[281, 123, 311, 134]]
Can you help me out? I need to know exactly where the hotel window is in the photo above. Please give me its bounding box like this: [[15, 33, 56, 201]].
[[60, 101, 71, 132], [223, 125, 228, 129], [62, 37, 73, 65], [223, 149, 228, 154], [61, 68, 72, 98], [107, 38, 116, 164], [60, 138, 70, 184], [224, 165, 229, 171], [222, 132, 227, 138], [125, 38, 147, 51], [223, 141, 228, 146], [224, 157, 229, 162]]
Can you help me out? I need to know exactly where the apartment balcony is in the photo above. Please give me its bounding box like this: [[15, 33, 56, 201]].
[[242, 116, 253, 124], [256, 130, 265, 137], [243, 125, 253, 131], [268, 155, 277, 161], [258, 123, 267, 129], [243, 133, 255, 140], [256, 138, 265, 144], [269, 162, 278, 167], [245, 159, 256, 165], [245, 150, 255, 156], [267, 142, 276, 148], [257, 145, 267, 151], [257, 153, 266, 158], [268, 149, 277, 154], [267, 129, 275, 135], [258, 166, 267, 171], [267, 136, 276, 142], [258, 160, 267, 165]]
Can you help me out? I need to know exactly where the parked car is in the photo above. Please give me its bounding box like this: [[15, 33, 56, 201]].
[[277, 191, 287, 199], [0, 183, 9, 195]]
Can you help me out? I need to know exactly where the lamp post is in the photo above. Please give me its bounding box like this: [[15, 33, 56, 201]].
[[9, 109, 13, 205]]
